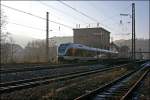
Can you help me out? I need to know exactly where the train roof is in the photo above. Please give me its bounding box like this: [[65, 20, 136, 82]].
[[60, 43, 118, 54]]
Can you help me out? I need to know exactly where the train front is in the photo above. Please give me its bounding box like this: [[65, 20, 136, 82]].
[[57, 43, 71, 61]]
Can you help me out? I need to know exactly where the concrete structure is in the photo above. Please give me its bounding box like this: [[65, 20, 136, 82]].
[[119, 45, 130, 58], [110, 43, 130, 58], [110, 42, 120, 53], [73, 27, 110, 49]]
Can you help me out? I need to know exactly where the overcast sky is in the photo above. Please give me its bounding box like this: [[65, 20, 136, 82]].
[[1, 0, 149, 47]]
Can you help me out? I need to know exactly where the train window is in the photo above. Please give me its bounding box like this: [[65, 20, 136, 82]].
[[86, 50, 94, 57], [72, 48, 76, 56], [67, 48, 72, 56], [58, 44, 70, 54], [78, 49, 82, 56], [76, 49, 82, 56], [83, 50, 87, 57], [75, 49, 79, 56], [66, 48, 75, 56], [74, 49, 85, 57], [58, 46, 66, 53], [80, 49, 87, 57], [74, 48, 78, 56], [66, 48, 99, 57]]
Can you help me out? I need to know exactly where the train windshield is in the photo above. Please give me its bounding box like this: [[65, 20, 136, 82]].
[[58, 43, 70, 54]]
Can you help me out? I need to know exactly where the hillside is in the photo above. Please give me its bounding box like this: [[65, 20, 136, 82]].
[[49, 36, 73, 45], [114, 39, 149, 52]]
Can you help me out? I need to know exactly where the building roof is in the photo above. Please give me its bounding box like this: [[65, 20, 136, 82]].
[[73, 27, 110, 33]]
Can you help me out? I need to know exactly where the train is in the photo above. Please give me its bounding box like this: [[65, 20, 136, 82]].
[[58, 43, 118, 62]]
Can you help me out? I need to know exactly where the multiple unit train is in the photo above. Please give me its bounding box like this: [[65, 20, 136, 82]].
[[58, 43, 118, 61]]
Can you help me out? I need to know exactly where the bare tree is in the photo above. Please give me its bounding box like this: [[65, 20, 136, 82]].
[[1, 10, 7, 42], [24, 40, 47, 63], [0, 10, 18, 64], [0, 10, 9, 64]]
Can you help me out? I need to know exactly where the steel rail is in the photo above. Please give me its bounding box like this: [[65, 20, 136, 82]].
[[0, 61, 147, 94], [74, 65, 147, 100], [1, 60, 146, 74], [120, 68, 149, 100], [0, 65, 124, 94], [0, 63, 97, 74], [0, 66, 107, 87], [0, 63, 130, 87], [74, 71, 135, 100]]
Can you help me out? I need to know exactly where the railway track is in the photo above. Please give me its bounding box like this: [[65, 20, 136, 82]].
[[0, 63, 133, 83], [0, 61, 148, 94], [74, 62, 149, 100], [1, 64, 109, 83], [0, 63, 99, 74], [1, 60, 147, 74], [0, 64, 129, 94]]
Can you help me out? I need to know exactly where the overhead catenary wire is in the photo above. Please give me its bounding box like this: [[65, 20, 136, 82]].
[[2, 3, 132, 34], [88, 3, 132, 33], [39, 1, 88, 24], [1, 4, 73, 29], [8, 21, 63, 32], [8, 21, 45, 31], [58, 1, 99, 22], [1, 4, 46, 20], [92, 3, 132, 36], [100, 4, 132, 23], [58, 1, 121, 32], [2, 3, 113, 31]]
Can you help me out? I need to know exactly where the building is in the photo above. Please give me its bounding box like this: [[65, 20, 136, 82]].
[[110, 42, 130, 58], [110, 42, 120, 53], [73, 27, 110, 49], [119, 45, 130, 58]]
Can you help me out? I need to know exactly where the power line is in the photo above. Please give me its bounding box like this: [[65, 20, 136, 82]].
[[8, 21, 60, 32], [50, 20, 72, 29], [39, 1, 87, 24], [88, 2, 131, 32], [89, 3, 132, 32], [1, 4, 73, 29], [1, 4, 46, 20], [59, 1, 120, 32], [58, 1, 121, 32], [101, 5, 132, 23], [8, 21, 45, 31], [59, 1, 98, 22]]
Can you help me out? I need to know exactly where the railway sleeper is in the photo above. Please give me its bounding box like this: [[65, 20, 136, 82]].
[[95, 95, 121, 100], [118, 87, 130, 91], [105, 91, 118, 95]]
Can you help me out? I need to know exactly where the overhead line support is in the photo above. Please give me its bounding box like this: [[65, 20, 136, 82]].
[[46, 12, 49, 63], [132, 3, 136, 61]]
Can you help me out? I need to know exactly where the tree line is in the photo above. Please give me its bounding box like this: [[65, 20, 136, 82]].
[[1, 11, 57, 64]]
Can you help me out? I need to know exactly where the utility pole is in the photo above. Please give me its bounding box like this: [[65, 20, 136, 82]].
[[46, 12, 49, 62], [149, 28, 150, 59], [149, 20, 150, 59], [132, 3, 135, 61], [120, 3, 136, 60]]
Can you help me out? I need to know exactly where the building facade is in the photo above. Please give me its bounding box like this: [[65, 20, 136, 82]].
[[73, 27, 110, 49]]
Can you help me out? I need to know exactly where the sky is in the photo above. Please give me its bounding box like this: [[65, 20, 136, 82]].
[[1, 0, 149, 47]]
